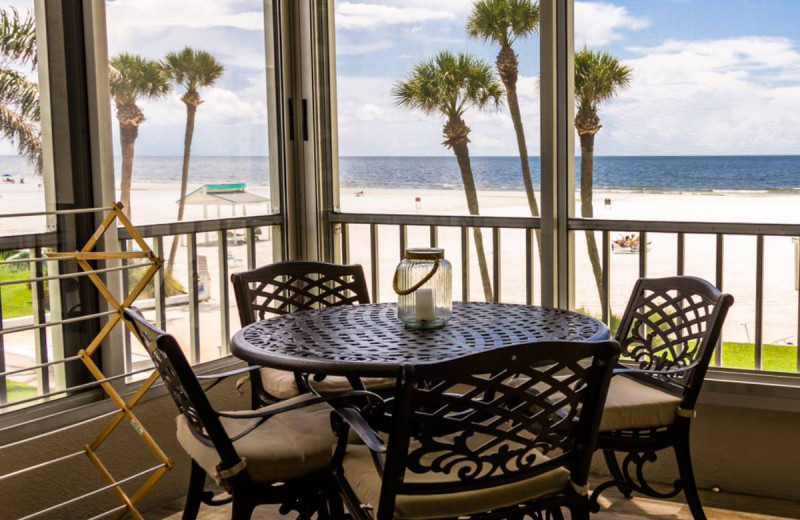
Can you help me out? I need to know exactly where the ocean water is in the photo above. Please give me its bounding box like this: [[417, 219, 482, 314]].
[[338, 156, 800, 193], [1, 155, 798, 193]]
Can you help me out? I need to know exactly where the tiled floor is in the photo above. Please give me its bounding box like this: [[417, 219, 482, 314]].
[[152, 485, 800, 520]]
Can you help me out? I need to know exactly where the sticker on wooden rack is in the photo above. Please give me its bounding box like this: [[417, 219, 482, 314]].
[[131, 419, 143, 435]]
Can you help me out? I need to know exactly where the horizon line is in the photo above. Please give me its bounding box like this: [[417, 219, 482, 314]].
[[93, 153, 800, 159], [5, 153, 800, 159]]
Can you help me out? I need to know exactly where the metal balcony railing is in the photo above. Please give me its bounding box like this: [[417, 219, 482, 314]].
[[331, 212, 800, 373], [0, 211, 282, 410], [117, 214, 283, 368]]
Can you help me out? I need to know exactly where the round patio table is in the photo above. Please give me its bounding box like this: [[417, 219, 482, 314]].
[[232, 302, 609, 378]]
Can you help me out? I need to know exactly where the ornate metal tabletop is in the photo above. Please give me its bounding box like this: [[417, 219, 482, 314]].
[[232, 302, 609, 377]]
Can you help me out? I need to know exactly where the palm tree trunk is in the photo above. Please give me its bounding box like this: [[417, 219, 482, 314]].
[[167, 103, 197, 273], [119, 124, 137, 219], [451, 140, 493, 302], [504, 79, 542, 257], [579, 132, 604, 305]]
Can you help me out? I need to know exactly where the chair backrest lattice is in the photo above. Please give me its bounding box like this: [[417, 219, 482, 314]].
[[375, 341, 619, 518], [231, 261, 370, 326], [615, 276, 734, 406], [123, 308, 241, 469]]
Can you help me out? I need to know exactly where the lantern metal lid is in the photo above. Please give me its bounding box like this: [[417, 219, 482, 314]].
[[404, 248, 444, 260]]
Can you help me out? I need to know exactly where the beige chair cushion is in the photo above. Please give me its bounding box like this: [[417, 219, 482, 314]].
[[176, 394, 337, 484], [599, 375, 682, 432], [260, 367, 396, 400], [342, 444, 570, 520]]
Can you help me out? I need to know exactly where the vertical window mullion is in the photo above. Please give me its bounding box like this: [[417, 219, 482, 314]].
[[540, 0, 575, 309]]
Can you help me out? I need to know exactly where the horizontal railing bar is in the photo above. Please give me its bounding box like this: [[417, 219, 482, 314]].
[[15, 463, 166, 520], [0, 367, 153, 410], [0, 410, 119, 449], [0, 253, 113, 265], [0, 257, 45, 266], [332, 213, 800, 236], [0, 310, 117, 337], [569, 218, 800, 237], [85, 505, 128, 520], [117, 214, 281, 240], [0, 355, 82, 379], [0, 231, 59, 251], [0, 255, 92, 265], [0, 450, 84, 482], [0, 262, 157, 287], [330, 212, 542, 229], [0, 207, 111, 220]]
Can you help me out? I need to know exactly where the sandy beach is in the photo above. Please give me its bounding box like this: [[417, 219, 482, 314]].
[[1, 180, 798, 392], [338, 187, 800, 350]]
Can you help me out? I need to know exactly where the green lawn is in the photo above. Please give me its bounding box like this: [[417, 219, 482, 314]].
[[577, 308, 798, 373], [0, 267, 34, 318], [6, 380, 38, 402], [721, 342, 797, 372]]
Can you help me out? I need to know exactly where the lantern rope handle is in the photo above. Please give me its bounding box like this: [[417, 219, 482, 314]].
[[392, 258, 440, 296]]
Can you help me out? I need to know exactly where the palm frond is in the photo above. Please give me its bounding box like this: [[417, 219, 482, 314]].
[[109, 53, 172, 105], [0, 101, 41, 172], [0, 68, 39, 121], [393, 50, 503, 119], [459, 53, 504, 112], [574, 46, 632, 111], [162, 47, 224, 94], [466, 0, 539, 46], [0, 7, 36, 69], [508, 0, 539, 42], [467, 0, 508, 45]]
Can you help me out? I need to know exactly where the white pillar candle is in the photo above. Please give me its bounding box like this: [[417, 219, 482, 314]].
[[415, 288, 436, 322]]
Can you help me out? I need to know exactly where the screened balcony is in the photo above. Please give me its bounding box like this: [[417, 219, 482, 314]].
[[0, 1, 799, 520]]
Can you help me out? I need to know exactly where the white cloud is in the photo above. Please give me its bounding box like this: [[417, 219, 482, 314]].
[[102, 0, 273, 157], [138, 86, 267, 127], [105, 0, 265, 32], [334, 2, 455, 30], [354, 103, 385, 121], [337, 0, 473, 17], [335, 76, 540, 156], [575, 2, 649, 46], [596, 36, 800, 155], [338, 40, 394, 56]]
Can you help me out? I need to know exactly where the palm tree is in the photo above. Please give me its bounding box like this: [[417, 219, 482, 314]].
[[109, 53, 171, 219], [162, 47, 224, 273], [393, 51, 503, 302], [0, 7, 41, 172], [574, 47, 631, 304], [467, 0, 542, 254]]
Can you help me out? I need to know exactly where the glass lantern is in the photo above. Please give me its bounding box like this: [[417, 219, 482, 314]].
[[393, 248, 452, 329]]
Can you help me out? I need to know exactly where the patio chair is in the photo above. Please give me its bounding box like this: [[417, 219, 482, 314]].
[[589, 276, 734, 520], [122, 307, 380, 520], [232, 261, 396, 407], [332, 340, 620, 520]]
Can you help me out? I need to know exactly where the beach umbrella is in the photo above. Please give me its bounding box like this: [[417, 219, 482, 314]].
[[1, 174, 11, 177]]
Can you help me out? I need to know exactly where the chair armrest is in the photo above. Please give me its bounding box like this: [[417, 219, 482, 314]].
[[220, 390, 383, 443], [613, 362, 698, 377], [197, 365, 261, 391], [332, 406, 386, 453], [217, 390, 383, 420]]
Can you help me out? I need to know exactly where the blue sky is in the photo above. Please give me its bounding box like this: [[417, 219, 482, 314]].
[[335, 0, 800, 156], [4, 0, 800, 158]]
